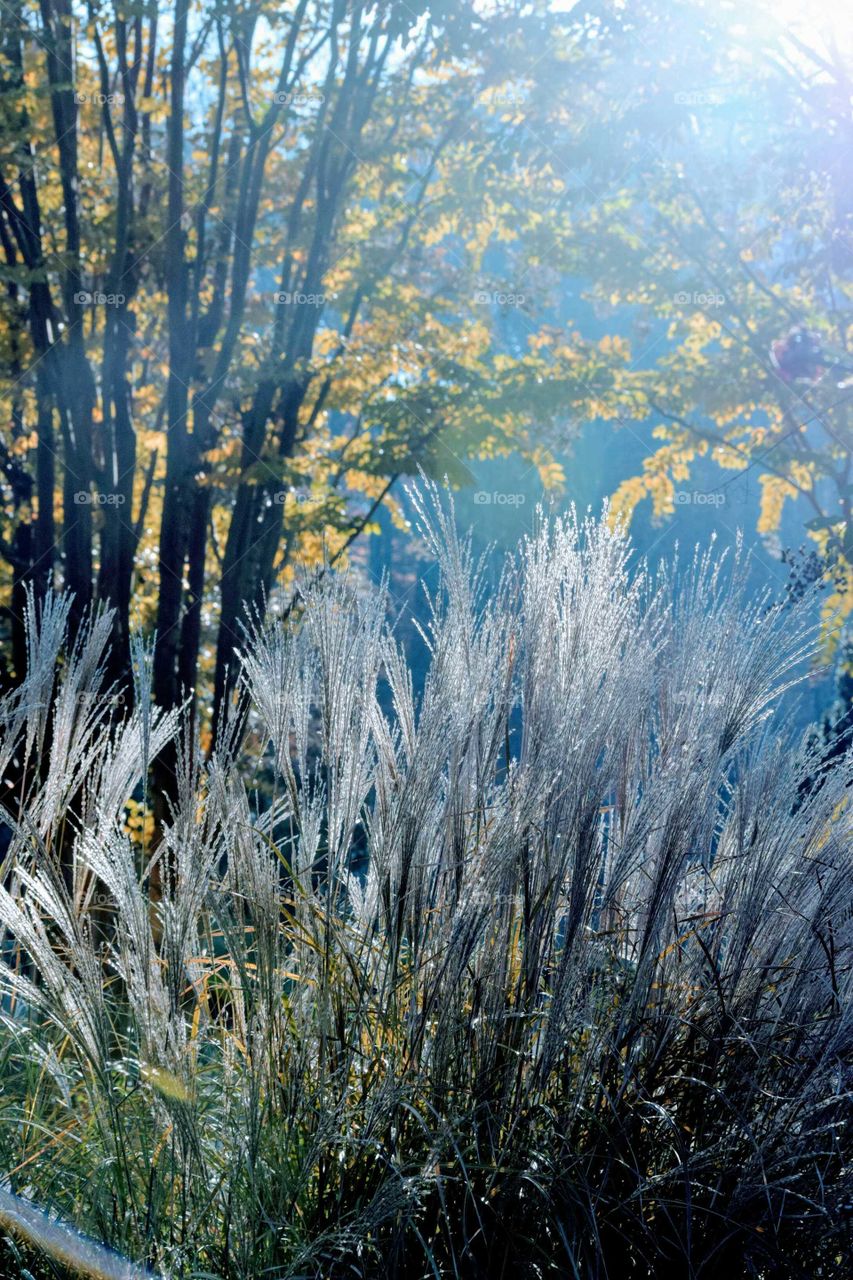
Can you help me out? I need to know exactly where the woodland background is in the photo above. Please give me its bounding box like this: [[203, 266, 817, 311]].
[[0, 0, 851, 753]]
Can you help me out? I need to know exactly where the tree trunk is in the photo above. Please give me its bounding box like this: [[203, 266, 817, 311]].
[[153, 0, 191, 716], [98, 306, 138, 694], [212, 375, 288, 732]]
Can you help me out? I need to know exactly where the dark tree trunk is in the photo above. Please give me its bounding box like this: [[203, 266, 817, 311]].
[[58, 350, 95, 638], [0, 394, 34, 689], [98, 306, 138, 694], [212, 376, 293, 733], [33, 378, 56, 601], [96, 22, 141, 698], [153, 0, 191, 718], [177, 484, 210, 724], [0, 2, 58, 625], [39, 0, 96, 640], [149, 0, 193, 829]]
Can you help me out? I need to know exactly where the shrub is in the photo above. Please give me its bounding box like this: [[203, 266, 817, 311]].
[[0, 488, 849, 1278]]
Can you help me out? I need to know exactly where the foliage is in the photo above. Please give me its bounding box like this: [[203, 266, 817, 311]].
[[0, 0, 628, 728], [534, 5, 853, 649], [2, 0, 849, 726], [0, 489, 849, 1278]]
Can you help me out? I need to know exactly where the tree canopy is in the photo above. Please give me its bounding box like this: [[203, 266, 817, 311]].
[[0, 0, 850, 747]]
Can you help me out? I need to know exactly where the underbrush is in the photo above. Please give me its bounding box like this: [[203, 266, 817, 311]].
[[0, 490, 849, 1278]]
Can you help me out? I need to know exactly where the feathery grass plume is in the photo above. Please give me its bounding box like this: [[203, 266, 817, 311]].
[[0, 486, 848, 1278]]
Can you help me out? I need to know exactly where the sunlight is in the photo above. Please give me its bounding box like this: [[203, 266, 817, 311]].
[[0, 2, 850, 1276]]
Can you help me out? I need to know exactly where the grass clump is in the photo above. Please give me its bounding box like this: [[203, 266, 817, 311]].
[[0, 489, 849, 1278]]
